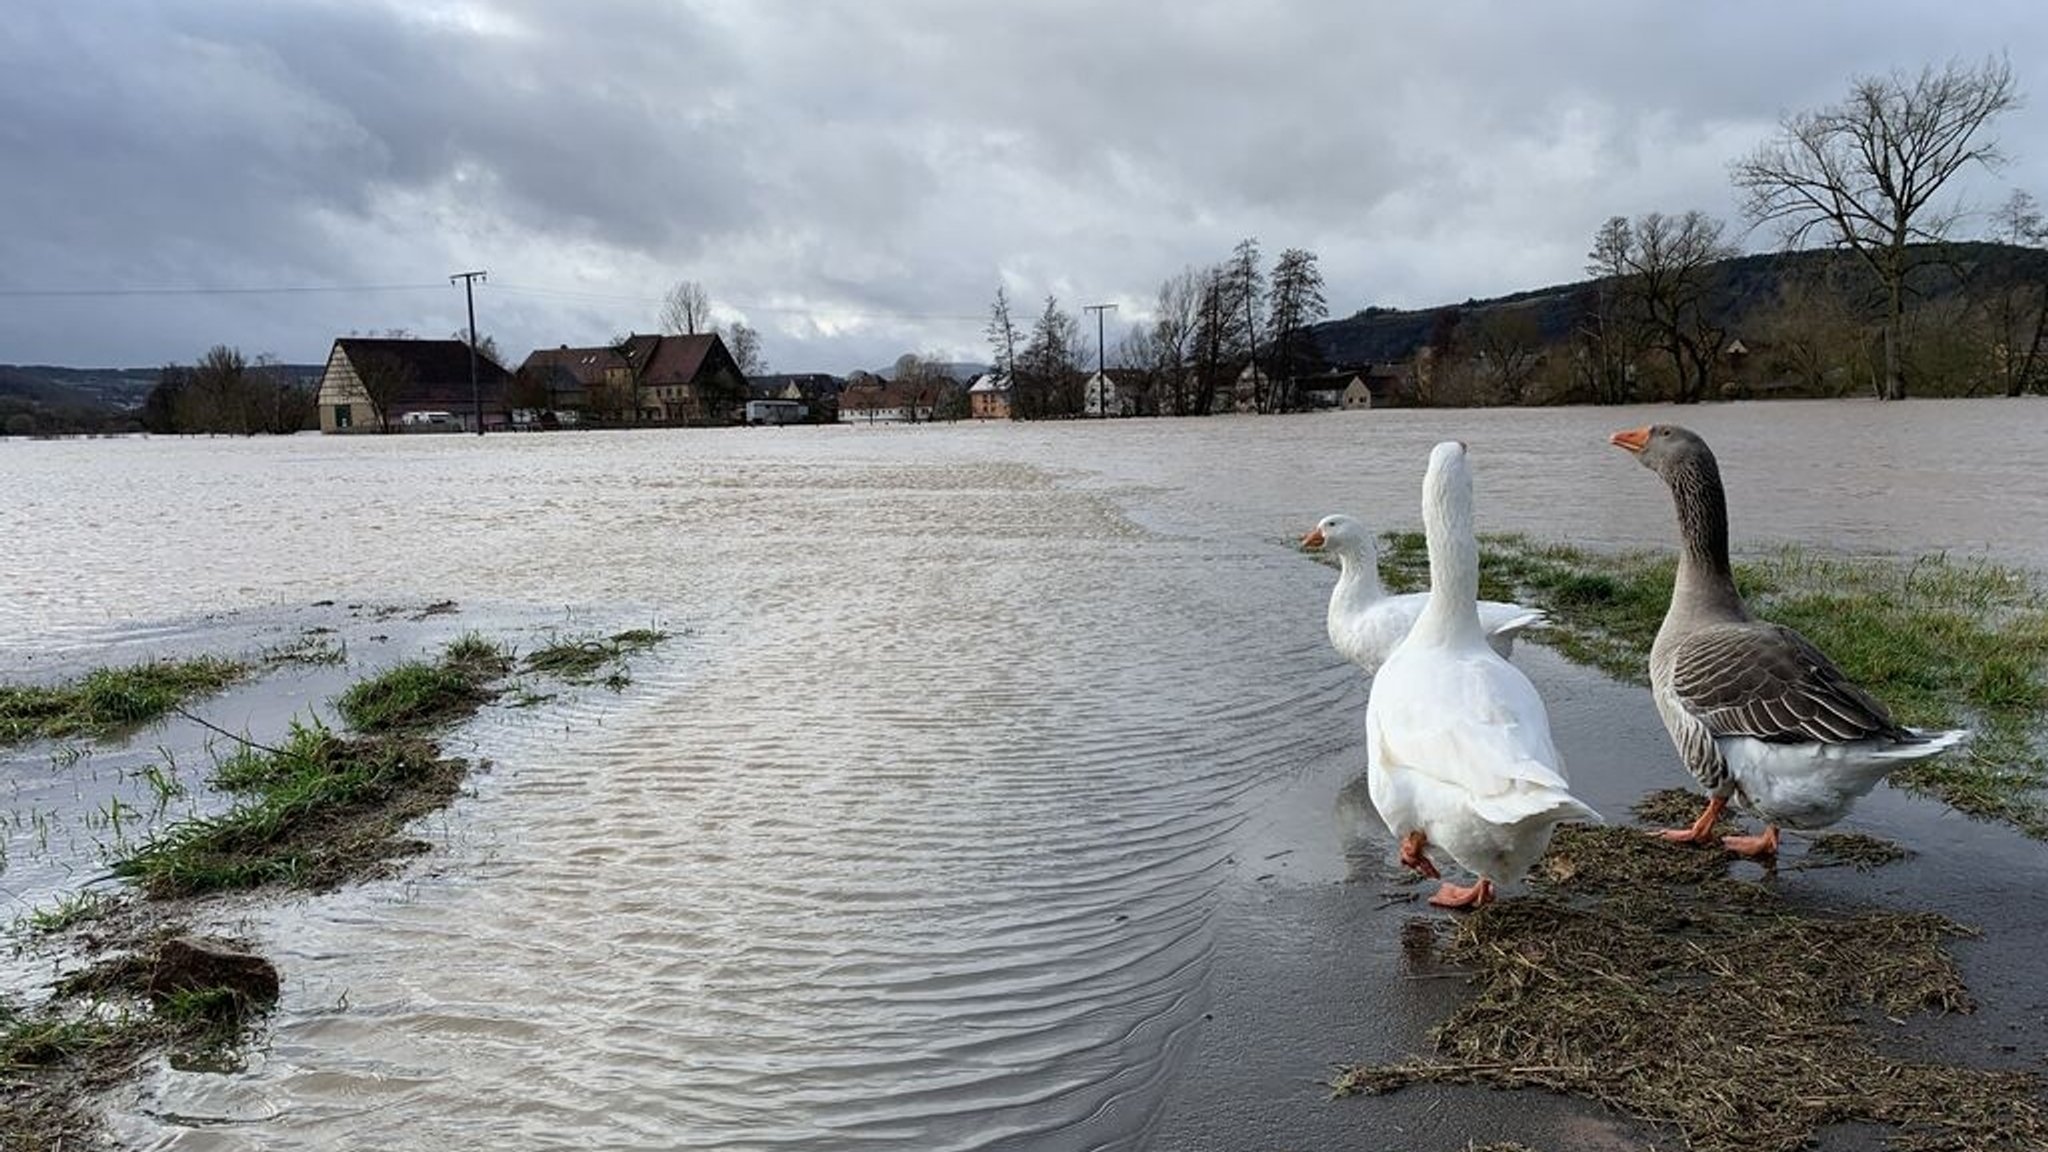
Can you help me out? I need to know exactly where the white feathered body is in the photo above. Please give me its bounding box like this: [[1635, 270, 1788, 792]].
[[1326, 560, 1544, 673], [1367, 633, 1600, 887], [1713, 726, 1968, 830]]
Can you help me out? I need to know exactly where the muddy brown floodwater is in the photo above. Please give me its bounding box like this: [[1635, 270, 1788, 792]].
[[2, 398, 2045, 1150]]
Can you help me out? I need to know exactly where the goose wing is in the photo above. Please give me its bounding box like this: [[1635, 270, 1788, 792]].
[[1667, 621, 1905, 745]]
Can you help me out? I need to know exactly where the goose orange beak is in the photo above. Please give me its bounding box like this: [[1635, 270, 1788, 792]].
[[1610, 427, 1650, 454], [1301, 528, 1326, 549]]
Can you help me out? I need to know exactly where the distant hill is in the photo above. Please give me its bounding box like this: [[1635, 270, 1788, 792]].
[[0, 363, 323, 413], [1307, 241, 2048, 367], [0, 365, 163, 411]]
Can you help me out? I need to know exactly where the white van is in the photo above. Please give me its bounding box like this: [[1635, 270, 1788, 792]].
[[401, 410, 457, 428]]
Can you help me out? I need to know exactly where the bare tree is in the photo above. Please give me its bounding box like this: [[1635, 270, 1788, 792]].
[[1469, 310, 1545, 405], [1755, 255, 1881, 396], [1578, 216, 1650, 403], [1597, 211, 1739, 403], [449, 329, 503, 366], [1143, 268, 1201, 415], [352, 350, 416, 433], [1732, 56, 2019, 399], [1190, 264, 1244, 414], [1982, 190, 2048, 396], [1224, 238, 1267, 409], [726, 320, 765, 376], [660, 280, 714, 335], [1265, 247, 1328, 410]]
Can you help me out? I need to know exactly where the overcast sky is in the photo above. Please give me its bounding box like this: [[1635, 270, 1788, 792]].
[[3, 2, 2044, 374]]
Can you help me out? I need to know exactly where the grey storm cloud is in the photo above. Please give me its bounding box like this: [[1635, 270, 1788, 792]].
[[3, 0, 2045, 373]]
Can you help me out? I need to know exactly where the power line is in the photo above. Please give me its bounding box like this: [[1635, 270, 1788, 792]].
[[0, 283, 448, 298]]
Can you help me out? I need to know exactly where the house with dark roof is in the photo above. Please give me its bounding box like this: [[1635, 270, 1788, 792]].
[[514, 344, 636, 414], [317, 338, 512, 433], [511, 333, 751, 425], [616, 333, 749, 424]]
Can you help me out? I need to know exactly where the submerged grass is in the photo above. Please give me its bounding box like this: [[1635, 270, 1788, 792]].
[[0, 657, 245, 747], [115, 636, 512, 897], [13, 634, 518, 1148], [522, 628, 668, 685], [335, 633, 507, 733], [113, 721, 461, 896], [1335, 800, 2042, 1152], [1373, 533, 2048, 838]]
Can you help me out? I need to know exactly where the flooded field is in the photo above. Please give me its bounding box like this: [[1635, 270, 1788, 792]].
[[3, 398, 2046, 1150]]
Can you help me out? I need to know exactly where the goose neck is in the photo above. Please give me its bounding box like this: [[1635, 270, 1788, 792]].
[[1666, 454, 1746, 619]]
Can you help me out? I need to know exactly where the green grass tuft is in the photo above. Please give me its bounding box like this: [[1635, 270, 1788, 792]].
[[335, 635, 508, 734], [113, 720, 455, 897], [521, 629, 668, 685], [0, 657, 246, 747]]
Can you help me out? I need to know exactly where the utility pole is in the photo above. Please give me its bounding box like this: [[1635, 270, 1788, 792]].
[[1084, 302, 1116, 418], [450, 269, 488, 434]]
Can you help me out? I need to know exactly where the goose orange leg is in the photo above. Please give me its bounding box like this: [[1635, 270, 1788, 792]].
[[1654, 794, 1728, 845], [1722, 823, 1780, 858], [1428, 878, 1495, 909], [1398, 830, 1441, 879]]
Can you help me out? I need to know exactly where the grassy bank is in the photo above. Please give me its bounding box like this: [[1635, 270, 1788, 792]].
[[115, 635, 512, 897], [1371, 533, 2048, 838], [1334, 793, 2042, 1152], [0, 656, 245, 747]]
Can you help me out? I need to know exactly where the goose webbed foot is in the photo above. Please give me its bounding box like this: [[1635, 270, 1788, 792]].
[[1721, 824, 1780, 859], [1398, 830, 1441, 879], [1653, 793, 1729, 846], [1427, 878, 1494, 909]]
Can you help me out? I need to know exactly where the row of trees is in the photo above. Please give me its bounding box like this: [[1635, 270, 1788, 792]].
[[1570, 55, 2028, 404], [142, 345, 317, 435], [984, 240, 1329, 419], [1412, 55, 2039, 407], [969, 56, 2032, 412]]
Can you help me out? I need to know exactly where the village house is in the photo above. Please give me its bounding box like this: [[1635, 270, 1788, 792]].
[[511, 332, 749, 426], [617, 333, 749, 424], [1082, 369, 1145, 417], [317, 337, 513, 433], [839, 377, 936, 424], [1297, 365, 1412, 410], [967, 372, 1012, 420], [751, 373, 843, 422], [513, 344, 634, 421]]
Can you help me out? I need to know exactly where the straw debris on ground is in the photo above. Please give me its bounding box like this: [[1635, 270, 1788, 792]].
[[1334, 797, 2044, 1152]]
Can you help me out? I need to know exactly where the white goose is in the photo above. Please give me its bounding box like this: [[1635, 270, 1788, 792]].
[[1366, 442, 1601, 907], [1302, 513, 1545, 674], [1613, 424, 1967, 857]]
